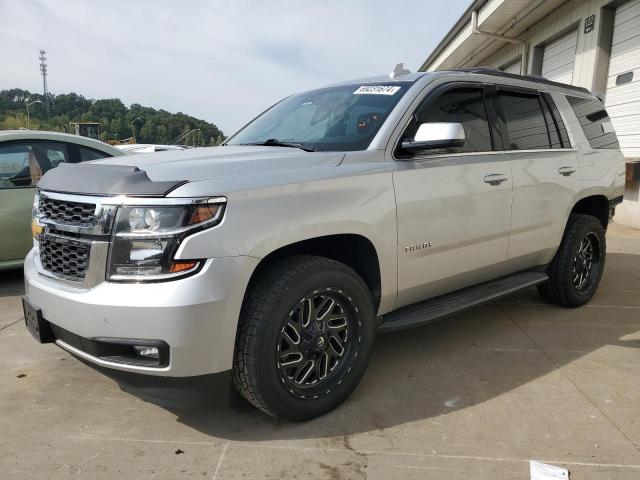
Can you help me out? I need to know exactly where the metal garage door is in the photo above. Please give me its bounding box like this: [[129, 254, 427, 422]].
[[541, 29, 579, 84], [606, 0, 640, 158], [501, 59, 521, 75]]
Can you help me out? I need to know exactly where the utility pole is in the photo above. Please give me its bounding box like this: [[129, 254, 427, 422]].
[[39, 50, 50, 119]]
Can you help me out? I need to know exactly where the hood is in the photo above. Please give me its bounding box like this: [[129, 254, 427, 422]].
[[37, 145, 345, 196], [94, 145, 344, 182]]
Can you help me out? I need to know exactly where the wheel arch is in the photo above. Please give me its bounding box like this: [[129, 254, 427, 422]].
[[244, 233, 382, 312], [570, 194, 610, 230]]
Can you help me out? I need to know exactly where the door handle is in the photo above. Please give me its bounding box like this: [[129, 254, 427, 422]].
[[483, 174, 509, 186], [558, 166, 577, 176]]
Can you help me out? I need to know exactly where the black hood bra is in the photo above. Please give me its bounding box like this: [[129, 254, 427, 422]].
[[37, 163, 186, 197]]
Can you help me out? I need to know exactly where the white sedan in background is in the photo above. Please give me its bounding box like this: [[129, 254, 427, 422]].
[[114, 144, 189, 154]]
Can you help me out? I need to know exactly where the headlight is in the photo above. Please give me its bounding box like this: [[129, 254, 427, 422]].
[[108, 199, 225, 282], [31, 190, 43, 238]]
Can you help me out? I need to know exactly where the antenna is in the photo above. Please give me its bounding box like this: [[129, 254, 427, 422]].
[[389, 62, 410, 79], [39, 50, 50, 119]]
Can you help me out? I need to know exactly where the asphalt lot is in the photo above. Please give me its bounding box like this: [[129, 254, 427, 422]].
[[1, 224, 639, 479]]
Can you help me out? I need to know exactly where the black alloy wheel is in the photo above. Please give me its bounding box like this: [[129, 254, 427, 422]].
[[232, 255, 376, 421], [571, 232, 601, 294], [538, 214, 606, 307], [276, 289, 359, 399]]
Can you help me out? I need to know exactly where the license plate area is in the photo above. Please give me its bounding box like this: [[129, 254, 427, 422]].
[[22, 297, 54, 343]]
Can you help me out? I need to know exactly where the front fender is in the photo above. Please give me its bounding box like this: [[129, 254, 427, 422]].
[[174, 163, 398, 313]]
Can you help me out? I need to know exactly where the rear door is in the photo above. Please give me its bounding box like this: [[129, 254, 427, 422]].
[[495, 87, 581, 264], [392, 84, 513, 308]]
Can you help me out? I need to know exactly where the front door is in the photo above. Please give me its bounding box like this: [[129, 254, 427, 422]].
[[392, 86, 513, 308]]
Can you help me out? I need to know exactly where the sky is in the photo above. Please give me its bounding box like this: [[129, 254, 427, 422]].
[[0, 0, 469, 134]]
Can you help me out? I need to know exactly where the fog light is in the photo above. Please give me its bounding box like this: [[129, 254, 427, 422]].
[[133, 346, 160, 359]]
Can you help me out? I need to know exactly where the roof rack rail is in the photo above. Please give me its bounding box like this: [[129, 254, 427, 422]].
[[451, 67, 592, 94]]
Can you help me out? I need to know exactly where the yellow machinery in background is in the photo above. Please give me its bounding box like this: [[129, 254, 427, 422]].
[[70, 122, 101, 140], [70, 121, 136, 146]]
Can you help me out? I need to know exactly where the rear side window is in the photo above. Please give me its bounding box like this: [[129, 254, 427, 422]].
[[566, 96, 620, 150], [496, 91, 551, 150], [78, 146, 110, 162], [407, 87, 493, 154]]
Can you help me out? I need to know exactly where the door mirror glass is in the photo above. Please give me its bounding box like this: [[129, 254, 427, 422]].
[[402, 122, 465, 152]]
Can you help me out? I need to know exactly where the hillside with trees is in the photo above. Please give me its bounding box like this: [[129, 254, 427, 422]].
[[0, 89, 224, 146]]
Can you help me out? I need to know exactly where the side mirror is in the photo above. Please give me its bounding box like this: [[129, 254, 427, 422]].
[[401, 122, 465, 153]]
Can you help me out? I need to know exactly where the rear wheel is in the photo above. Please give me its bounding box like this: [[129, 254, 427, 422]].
[[538, 214, 606, 307], [232, 255, 376, 421]]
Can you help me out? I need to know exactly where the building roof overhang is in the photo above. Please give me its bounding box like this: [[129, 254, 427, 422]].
[[420, 0, 573, 71]]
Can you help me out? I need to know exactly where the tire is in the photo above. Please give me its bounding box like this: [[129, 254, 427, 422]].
[[537, 214, 606, 308], [232, 255, 376, 421]]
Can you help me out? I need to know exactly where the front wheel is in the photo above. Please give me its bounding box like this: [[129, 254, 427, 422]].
[[232, 255, 376, 421], [538, 214, 606, 307]]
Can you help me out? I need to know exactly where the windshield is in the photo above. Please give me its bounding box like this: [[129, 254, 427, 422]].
[[226, 82, 412, 152]]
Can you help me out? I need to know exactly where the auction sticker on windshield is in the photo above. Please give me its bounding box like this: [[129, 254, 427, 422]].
[[354, 85, 401, 95]]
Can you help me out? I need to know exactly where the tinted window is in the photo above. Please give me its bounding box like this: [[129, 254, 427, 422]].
[[497, 91, 550, 150], [567, 96, 620, 150], [227, 83, 411, 152], [0, 144, 30, 188], [0, 141, 69, 189], [540, 98, 562, 148], [78, 146, 110, 161], [406, 87, 493, 154], [546, 96, 571, 147]]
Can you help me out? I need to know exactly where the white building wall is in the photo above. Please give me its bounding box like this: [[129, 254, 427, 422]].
[[473, 0, 611, 93], [606, 0, 640, 157], [541, 28, 580, 83]]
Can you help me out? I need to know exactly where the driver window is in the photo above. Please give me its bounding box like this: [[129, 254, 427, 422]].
[[0, 143, 30, 189], [405, 87, 493, 155], [0, 142, 69, 189]]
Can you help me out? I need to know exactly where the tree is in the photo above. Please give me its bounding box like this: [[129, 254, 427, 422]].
[[0, 88, 223, 145]]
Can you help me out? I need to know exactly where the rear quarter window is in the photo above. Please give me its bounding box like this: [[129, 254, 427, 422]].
[[566, 96, 620, 150]]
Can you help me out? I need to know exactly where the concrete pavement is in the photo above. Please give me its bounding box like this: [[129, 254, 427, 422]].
[[1, 224, 639, 479]]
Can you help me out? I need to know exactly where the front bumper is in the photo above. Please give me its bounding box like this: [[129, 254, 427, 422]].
[[23, 251, 259, 376]]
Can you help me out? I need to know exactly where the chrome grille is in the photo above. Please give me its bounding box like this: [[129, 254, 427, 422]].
[[39, 236, 90, 281], [34, 191, 116, 287], [39, 197, 96, 225]]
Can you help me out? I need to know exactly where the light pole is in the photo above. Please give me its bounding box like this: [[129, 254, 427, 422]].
[[130, 117, 142, 143], [39, 50, 50, 118], [25, 99, 42, 129]]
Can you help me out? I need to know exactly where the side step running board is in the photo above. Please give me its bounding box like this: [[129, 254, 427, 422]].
[[378, 271, 548, 333]]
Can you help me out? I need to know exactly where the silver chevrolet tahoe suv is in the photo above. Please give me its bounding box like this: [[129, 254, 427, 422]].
[[23, 67, 626, 421]]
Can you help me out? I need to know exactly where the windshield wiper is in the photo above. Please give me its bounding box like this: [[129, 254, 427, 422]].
[[240, 138, 316, 152]]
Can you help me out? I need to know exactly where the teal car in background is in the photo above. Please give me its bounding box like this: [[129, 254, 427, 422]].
[[0, 130, 125, 270]]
